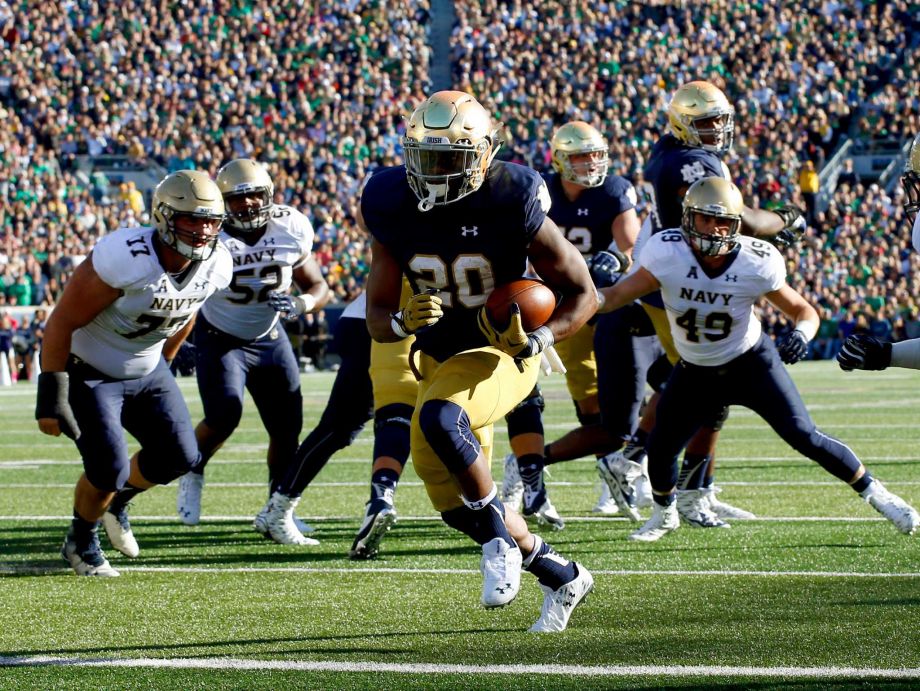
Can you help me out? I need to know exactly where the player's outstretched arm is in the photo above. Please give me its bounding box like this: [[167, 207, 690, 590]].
[[527, 217, 596, 343], [596, 267, 659, 314]]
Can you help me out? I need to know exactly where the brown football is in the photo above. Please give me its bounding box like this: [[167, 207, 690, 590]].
[[485, 279, 556, 331]]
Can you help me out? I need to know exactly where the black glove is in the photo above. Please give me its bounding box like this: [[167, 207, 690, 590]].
[[36, 371, 81, 440], [777, 329, 809, 365], [770, 203, 807, 250], [588, 250, 630, 289], [837, 333, 892, 371]]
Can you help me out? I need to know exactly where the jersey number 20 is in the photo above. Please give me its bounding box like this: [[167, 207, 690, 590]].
[[408, 254, 494, 308]]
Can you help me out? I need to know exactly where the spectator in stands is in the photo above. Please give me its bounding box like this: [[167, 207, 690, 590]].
[[799, 160, 820, 226]]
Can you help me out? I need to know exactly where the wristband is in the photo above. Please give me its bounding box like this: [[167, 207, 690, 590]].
[[793, 320, 818, 342], [391, 312, 410, 339]]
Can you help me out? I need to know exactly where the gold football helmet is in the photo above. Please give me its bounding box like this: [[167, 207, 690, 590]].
[[668, 81, 735, 154], [403, 90, 501, 211], [551, 121, 609, 188], [216, 158, 275, 232], [681, 177, 744, 256], [902, 133, 920, 224], [152, 170, 225, 261]]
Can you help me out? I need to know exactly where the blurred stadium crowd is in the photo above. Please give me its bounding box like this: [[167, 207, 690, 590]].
[[1, 0, 919, 376]]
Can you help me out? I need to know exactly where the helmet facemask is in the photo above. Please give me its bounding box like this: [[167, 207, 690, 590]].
[[681, 207, 742, 257], [404, 136, 496, 211], [902, 170, 920, 225], [685, 112, 735, 154], [157, 206, 225, 261], [224, 187, 273, 232], [557, 149, 609, 187]]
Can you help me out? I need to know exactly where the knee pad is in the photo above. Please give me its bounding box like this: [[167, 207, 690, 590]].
[[646, 354, 673, 394], [373, 403, 413, 465], [505, 389, 545, 438], [702, 405, 730, 432], [419, 399, 481, 473], [85, 462, 131, 494], [575, 404, 601, 427], [204, 395, 244, 438]]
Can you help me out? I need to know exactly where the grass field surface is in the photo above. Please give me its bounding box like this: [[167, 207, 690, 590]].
[[1, 361, 919, 688]]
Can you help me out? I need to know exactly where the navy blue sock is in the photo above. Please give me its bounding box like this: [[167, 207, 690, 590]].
[[465, 487, 516, 547], [108, 484, 143, 513], [623, 429, 648, 461], [678, 454, 710, 490], [518, 453, 544, 494], [370, 468, 400, 502], [653, 492, 676, 508], [524, 536, 577, 590], [852, 471, 873, 494], [71, 510, 99, 540]]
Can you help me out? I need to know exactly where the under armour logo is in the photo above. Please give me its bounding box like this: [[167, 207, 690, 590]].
[[577, 208, 589, 216], [194, 281, 210, 290], [461, 226, 479, 237], [263, 237, 276, 245], [724, 274, 738, 282], [467, 499, 485, 509]]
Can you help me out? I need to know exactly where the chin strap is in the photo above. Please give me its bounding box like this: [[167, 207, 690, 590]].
[[417, 183, 448, 212]]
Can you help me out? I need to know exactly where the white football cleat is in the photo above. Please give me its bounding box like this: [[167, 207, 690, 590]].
[[101, 506, 140, 558], [61, 529, 120, 577], [677, 489, 730, 529], [862, 480, 920, 535], [263, 492, 320, 545], [350, 498, 398, 559], [480, 537, 522, 608], [597, 452, 642, 521], [523, 493, 565, 531], [592, 482, 620, 515], [176, 472, 204, 526], [254, 497, 317, 535], [635, 473, 653, 509], [529, 564, 594, 633], [629, 502, 680, 542], [703, 486, 755, 520], [501, 453, 524, 511]]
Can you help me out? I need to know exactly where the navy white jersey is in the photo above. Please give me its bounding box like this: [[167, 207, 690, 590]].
[[644, 134, 731, 233], [201, 204, 314, 340], [543, 171, 636, 259], [71, 226, 233, 379], [640, 230, 785, 367], [362, 162, 549, 361]]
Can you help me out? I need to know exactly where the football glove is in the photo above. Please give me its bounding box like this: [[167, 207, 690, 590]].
[[769, 203, 807, 250], [36, 371, 81, 440], [837, 333, 892, 371], [777, 329, 809, 365], [477, 303, 554, 359], [267, 291, 315, 321], [588, 250, 631, 289], [393, 291, 443, 335]]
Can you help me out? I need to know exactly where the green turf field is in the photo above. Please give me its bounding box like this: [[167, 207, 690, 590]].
[[1, 361, 919, 688]]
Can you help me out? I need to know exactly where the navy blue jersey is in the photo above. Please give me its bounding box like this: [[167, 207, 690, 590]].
[[363, 161, 549, 361], [644, 134, 727, 233], [543, 171, 636, 259]]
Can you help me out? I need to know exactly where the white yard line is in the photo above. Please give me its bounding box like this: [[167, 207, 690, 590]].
[[0, 656, 917, 678]]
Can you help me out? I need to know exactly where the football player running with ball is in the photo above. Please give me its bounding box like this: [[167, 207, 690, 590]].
[[597, 177, 919, 541], [174, 159, 330, 544], [362, 91, 597, 632], [37, 171, 233, 576]]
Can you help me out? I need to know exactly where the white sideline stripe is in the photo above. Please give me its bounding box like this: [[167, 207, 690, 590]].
[[0, 514, 894, 526], [0, 657, 918, 678], [4, 456, 920, 467], [2, 564, 920, 579]]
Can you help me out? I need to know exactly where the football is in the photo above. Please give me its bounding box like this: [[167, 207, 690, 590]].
[[485, 278, 556, 331]]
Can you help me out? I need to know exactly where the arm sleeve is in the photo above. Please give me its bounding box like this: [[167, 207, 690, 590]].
[[891, 339, 920, 369]]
